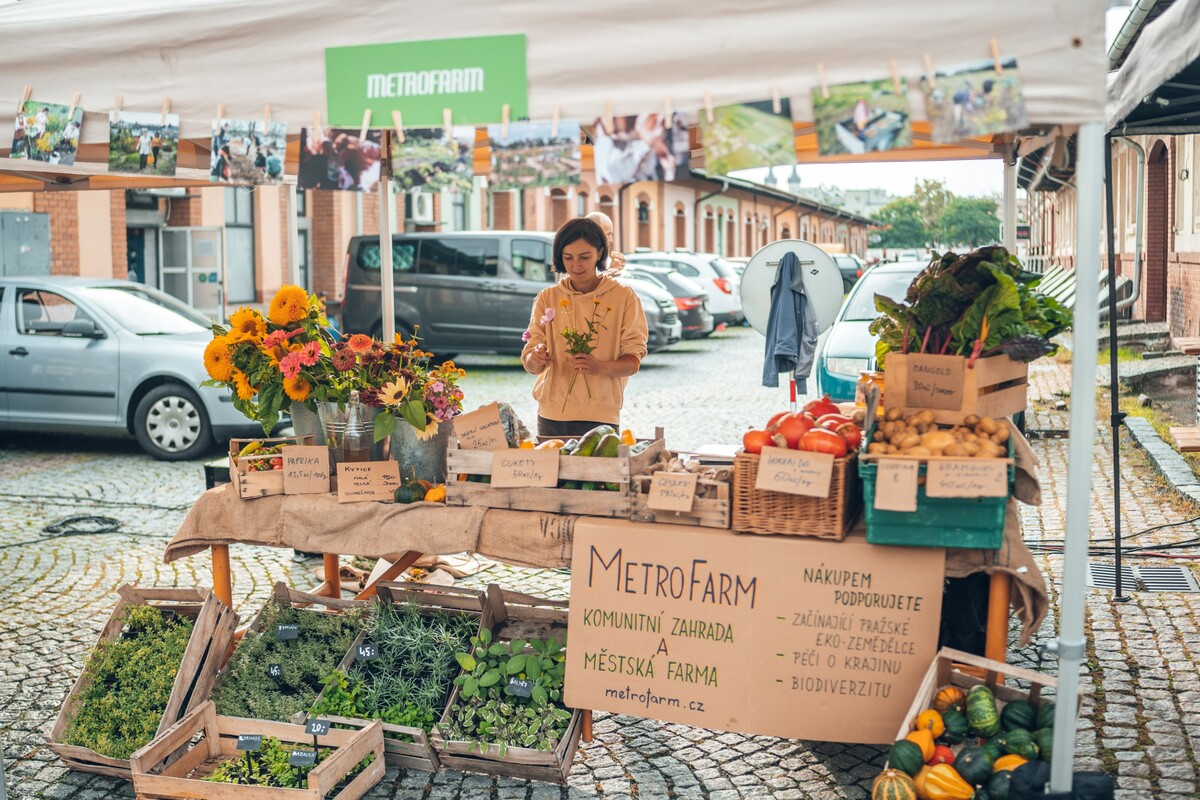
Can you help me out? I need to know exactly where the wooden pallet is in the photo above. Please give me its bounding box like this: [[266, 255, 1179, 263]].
[[1170, 426, 1200, 453]]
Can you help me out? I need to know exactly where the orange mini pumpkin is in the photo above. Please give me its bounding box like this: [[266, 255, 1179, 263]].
[[915, 709, 945, 739], [905, 728, 936, 763], [932, 686, 966, 714]]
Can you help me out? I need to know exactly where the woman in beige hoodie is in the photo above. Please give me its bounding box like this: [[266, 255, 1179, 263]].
[[522, 217, 649, 437]]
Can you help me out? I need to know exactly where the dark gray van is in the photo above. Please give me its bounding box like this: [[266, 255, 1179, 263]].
[[340, 231, 679, 356]]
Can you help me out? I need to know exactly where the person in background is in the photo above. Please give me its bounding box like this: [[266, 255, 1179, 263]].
[[151, 130, 162, 167], [522, 217, 648, 437], [265, 147, 283, 179], [585, 211, 626, 274], [137, 129, 153, 171]]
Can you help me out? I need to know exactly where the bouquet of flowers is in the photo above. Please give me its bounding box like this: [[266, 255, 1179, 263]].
[[557, 297, 611, 411], [324, 330, 466, 442], [202, 285, 336, 434]]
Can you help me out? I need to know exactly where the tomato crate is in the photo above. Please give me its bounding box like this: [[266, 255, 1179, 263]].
[[731, 451, 860, 539], [445, 428, 665, 519], [297, 583, 487, 773], [431, 586, 581, 785], [228, 434, 316, 499], [883, 353, 1029, 425], [46, 585, 239, 780], [130, 701, 385, 800], [630, 473, 731, 529]]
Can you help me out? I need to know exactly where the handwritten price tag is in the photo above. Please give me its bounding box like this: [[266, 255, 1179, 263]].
[[283, 446, 330, 494], [754, 447, 834, 498], [647, 471, 698, 512], [507, 677, 534, 698], [236, 734, 263, 751], [873, 458, 919, 512], [454, 402, 507, 450], [925, 459, 1008, 498], [490, 450, 559, 488], [305, 718, 331, 736], [288, 748, 317, 767], [356, 641, 379, 661], [902, 354, 965, 411]]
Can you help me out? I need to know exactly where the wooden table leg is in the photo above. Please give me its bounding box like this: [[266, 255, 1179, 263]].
[[323, 553, 341, 597], [985, 571, 1012, 672], [212, 544, 232, 608], [354, 551, 423, 600], [582, 709, 593, 743]]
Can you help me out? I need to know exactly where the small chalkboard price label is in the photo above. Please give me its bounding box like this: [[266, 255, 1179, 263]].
[[236, 734, 263, 751], [288, 748, 317, 767], [355, 641, 379, 661], [506, 677, 534, 698], [275, 623, 300, 640], [267, 663, 283, 680], [305, 718, 331, 736]]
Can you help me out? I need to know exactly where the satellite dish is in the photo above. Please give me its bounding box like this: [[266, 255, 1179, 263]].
[[740, 240, 845, 336]]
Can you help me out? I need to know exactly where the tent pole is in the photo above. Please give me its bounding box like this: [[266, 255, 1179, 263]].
[[286, 183, 302, 287], [1105, 135, 1131, 603], [1048, 120, 1104, 795], [1002, 156, 1018, 251], [378, 132, 396, 342]]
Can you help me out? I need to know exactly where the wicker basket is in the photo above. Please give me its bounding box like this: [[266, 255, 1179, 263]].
[[731, 451, 860, 539]]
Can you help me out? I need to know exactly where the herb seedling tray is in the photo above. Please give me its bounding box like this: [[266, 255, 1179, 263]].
[[228, 434, 316, 499], [47, 585, 238, 780], [299, 583, 487, 773], [431, 586, 582, 785], [130, 701, 385, 800]]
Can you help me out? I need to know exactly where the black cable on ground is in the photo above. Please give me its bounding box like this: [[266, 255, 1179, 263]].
[[0, 492, 194, 512], [0, 514, 166, 551]]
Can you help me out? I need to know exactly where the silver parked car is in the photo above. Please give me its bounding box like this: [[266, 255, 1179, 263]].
[[0, 276, 267, 460]]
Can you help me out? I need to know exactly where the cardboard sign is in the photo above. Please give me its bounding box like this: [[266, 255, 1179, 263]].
[[283, 445, 331, 494], [565, 519, 945, 744], [925, 459, 1009, 498], [754, 446, 834, 497], [453, 402, 508, 450], [337, 461, 401, 503], [490, 450, 559, 488], [873, 459, 920, 512], [903, 354, 965, 410], [647, 472, 698, 512]]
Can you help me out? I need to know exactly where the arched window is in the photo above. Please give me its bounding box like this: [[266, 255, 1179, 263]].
[[637, 197, 652, 249], [703, 207, 715, 252], [744, 214, 754, 257], [673, 203, 687, 250], [781, 225, 791, 239], [725, 215, 735, 257], [550, 188, 570, 231], [576, 183, 591, 218]]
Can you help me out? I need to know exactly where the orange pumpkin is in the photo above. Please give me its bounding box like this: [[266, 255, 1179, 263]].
[[932, 686, 966, 714], [915, 709, 945, 739], [913, 765, 934, 800], [993, 754, 1030, 773], [905, 728, 936, 762], [923, 764, 974, 800]]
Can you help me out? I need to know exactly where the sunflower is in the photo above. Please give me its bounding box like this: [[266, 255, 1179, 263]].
[[203, 336, 235, 382], [377, 379, 409, 406], [230, 307, 267, 340], [412, 416, 440, 441], [269, 285, 310, 326], [346, 333, 374, 354], [231, 368, 257, 400], [282, 375, 312, 402]]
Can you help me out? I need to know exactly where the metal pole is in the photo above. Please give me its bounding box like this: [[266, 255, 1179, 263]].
[[1, 733, 9, 800], [286, 182, 301, 287], [1105, 136, 1131, 603], [1003, 155, 1018, 251], [1048, 120, 1104, 794], [378, 132, 395, 342]]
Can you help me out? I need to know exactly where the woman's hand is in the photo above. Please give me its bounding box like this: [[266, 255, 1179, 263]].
[[526, 344, 552, 374], [572, 352, 606, 376]]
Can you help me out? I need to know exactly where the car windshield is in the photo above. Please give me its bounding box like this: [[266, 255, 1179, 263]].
[[78, 285, 213, 334], [840, 269, 919, 321]]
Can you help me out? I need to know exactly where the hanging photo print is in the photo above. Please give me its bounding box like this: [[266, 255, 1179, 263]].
[[487, 120, 581, 191], [109, 110, 180, 176], [699, 99, 793, 176], [210, 118, 287, 184], [593, 112, 690, 184], [391, 126, 476, 193], [923, 58, 1029, 144], [297, 126, 383, 193], [812, 78, 912, 156], [11, 100, 83, 165]]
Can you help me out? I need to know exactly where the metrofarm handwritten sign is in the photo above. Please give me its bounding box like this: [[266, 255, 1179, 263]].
[[925, 459, 1009, 498], [337, 461, 401, 503], [903, 354, 965, 410], [454, 402, 507, 450], [755, 447, 834, 497], [565, 520, 945, 743], [647, 472, 698, 512], [490, 450, 559, 487], [283, 446, 330, 494]]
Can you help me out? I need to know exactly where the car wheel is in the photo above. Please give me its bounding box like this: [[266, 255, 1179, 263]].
[[133, 384, 212, 461]]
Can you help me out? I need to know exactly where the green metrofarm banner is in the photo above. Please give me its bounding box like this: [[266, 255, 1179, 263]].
[[325, 34, 527, 127]]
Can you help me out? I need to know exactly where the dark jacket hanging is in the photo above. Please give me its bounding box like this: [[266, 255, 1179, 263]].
[[761, 250, 819, 391]]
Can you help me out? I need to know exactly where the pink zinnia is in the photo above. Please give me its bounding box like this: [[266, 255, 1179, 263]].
[[539, 308, 555, 326], [279, 351, 303, 379], [298, 340, 321, 366], [263, 328, 303, 348]]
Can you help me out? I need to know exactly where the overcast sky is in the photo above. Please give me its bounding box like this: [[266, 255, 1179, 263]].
[[732, 160, 1005, 199]]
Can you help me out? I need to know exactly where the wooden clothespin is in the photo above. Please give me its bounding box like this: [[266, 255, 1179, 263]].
[[501, 103, 510, 139], [551, 105, 560, 138], [392, 110, 405, 144], [217, 104, 225, 122], [703, 92, 714, 125], [603, 100, 613, 133], [890, 60, 904, 95], [923, 54, 935, 82], [359, 108, 372, 142], [111, 93, 123, 124], [68, 91, 81, 121], [443, 108, 452, 132], [312, 110, 321, 139], [161, 98, 171, 127], [771, 84, 782, 114], [18, 85, 31, 114], [817, 65, 830, 100], [989, 39, 1004, 75]]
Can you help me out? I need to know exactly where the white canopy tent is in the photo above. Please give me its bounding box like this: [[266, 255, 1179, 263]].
[[0, 1, 1109, 792]]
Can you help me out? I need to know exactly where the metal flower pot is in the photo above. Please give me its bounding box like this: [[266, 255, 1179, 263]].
[[390, 418, 454, 485]]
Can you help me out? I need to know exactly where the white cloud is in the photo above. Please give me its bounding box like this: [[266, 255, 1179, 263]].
[[732, 159, 1005, 199]]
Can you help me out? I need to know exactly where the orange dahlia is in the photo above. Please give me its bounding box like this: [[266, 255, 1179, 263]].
[[230, 307, 267, 340], [346, 333, 374, 354], [283, 375, 312, 402], [269, 285, 310, 326], [203, 336, 234, 382], [231, 368, 257, 400]]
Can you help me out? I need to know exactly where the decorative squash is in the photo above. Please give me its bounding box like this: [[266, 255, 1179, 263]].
[[1000, 729, 1039, 760], [938, 709, 969, 744], [974, 791, 992, 800], [905, 728, 936, 763], [1034, 727, 1054, 761], [888, 739, 926, 777], [872, 768, 919, 800], [966, 684, 1001, 738], [933, 686, 966, 714], [930, 745, 955, 766], [913, 765, 934, 800], [953, 745, 994, 786], [916, 709, 946, 739], [1036, 700, 1056, 730], [923, 763, 975, 800], [393, 482, 425, 503], [1000, 699, 1036, 731], [987, 770, 1014, 800], [979, 739, 1005, 763], [993, 754, 1029, 773], [423, 484, 447, 502]]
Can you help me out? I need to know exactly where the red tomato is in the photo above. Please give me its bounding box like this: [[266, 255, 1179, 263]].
[[803, 394, 840, 418], [798, 428, 849, 458], [776, 414, 815, 448], [816, 413, 854, 428]]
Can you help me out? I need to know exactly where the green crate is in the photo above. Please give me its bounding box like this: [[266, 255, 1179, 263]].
[[858, 435, 1013, 550]]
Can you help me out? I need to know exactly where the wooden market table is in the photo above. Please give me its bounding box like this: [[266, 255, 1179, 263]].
[[1168, 337, 1200, 453]]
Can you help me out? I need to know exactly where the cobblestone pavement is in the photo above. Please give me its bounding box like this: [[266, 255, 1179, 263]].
[[1, 328, 1199, 798]]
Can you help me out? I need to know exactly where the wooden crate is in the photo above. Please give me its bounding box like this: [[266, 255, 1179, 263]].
[[445, 429, 665, 518], [884, 353, 1029, 425], [630, 473, 731, 529], [896, 647, 1057, 742], [732, 451, 860, 539], [431, 586, 581, 785], [47, 585, 238, 780], [298, 583, 487, 773], [228, 434, 316, 499], [130, 701, 385, 800]]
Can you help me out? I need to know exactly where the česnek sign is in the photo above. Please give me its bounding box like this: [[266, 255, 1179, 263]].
[[565, 519, 945, 744], [325, 34, 527, 126]]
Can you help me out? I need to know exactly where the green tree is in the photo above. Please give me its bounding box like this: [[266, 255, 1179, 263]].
[[875, 198, 928, 249], [941, 197, 1001, 248], [912, 179, 951, 245]]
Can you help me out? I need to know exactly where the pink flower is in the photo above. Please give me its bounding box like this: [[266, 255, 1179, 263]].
[[539, 308, 555, 326], [298, 340, 321, 366], [521, 329, 531, 342], [263, 328, 303, 348], [279, 351, 303, 379]]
